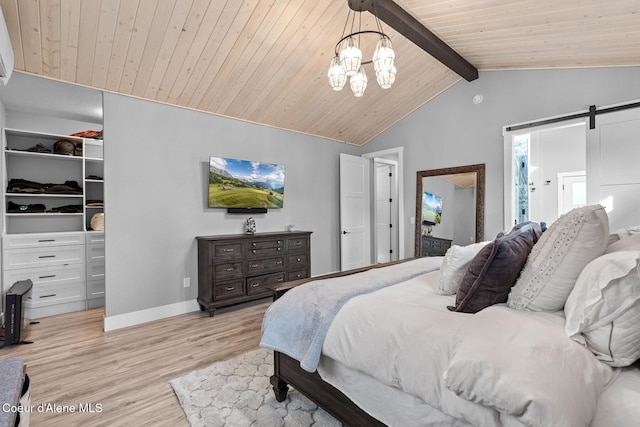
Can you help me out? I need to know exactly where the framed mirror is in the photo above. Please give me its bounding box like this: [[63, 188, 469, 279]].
[[415, 164, 485, 257]]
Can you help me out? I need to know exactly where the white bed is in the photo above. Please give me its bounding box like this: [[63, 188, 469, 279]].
[[261, 205, 640, 426], [317, 269, 640, 426]]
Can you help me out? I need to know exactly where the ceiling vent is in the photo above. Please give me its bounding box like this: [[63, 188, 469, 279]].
[[0, 7, 14, 85]]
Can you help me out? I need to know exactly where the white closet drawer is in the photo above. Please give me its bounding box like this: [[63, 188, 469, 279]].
[[3, 246, 84, 269], [85, 232, 104, 245], [87, 262, 105, 281], [3, 232, 84, 249], [86, 244, 105, 262], [87, 279, 105, 299], [26, 281, 86, 308], [3, 264, 85, 288]]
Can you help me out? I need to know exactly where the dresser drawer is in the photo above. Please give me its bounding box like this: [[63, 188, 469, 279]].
[[287, 236, 309, 252], [213, 261, 244, 280], [86, 243, 105, 262], [3, 232, 84, 249], [288, 269, 309, 281], [247, 257, 285, 274], [288, 253, 309, 269], [246, 272, 285, 296], [213, 280, 245, 301], [211, 242, 243, 260], [3, 245, 84, 269], [246, 238, 285, 258]]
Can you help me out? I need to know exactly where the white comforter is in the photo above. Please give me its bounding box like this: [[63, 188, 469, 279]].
[[321, 270, 615, 427]]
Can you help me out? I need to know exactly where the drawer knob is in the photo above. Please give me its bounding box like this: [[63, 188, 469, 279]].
[[252, 242, 257, 247], [277, 247, 281, 251], [40, 294, 57, 298], [277, 240, 281, 244], [277, 278, 284, 282], [226, 286, 235, 291], [222, 248, 234, 253], [251, 283, 260, 288], [295, 242, 301, 246], [297, 257, 301, 262], [38, 239, 56, 243], [296, 274, 303, 278], [250, 264, 258, 268], [39, 255, 56, 259], [39, 274, 56, 279], [225, 267, 235, 271], [252, 249, 257, 254], [275, 260, 283, 265]]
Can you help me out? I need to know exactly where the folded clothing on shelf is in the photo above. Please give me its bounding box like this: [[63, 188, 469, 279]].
[[7, 179, 83, 195], [7, 201, 46, 213], [47, 204, 82, 213], [86, 200, 104, 207]]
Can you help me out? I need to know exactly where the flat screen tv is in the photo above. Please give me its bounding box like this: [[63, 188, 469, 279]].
[[208, 156, 286, 212], [422, 191, 443, 226]]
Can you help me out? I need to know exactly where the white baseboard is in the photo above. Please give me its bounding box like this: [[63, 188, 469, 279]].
[[103, 299, 200, 331]]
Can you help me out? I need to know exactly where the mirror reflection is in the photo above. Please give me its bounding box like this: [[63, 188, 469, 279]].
[[415, 164, 485, 257]]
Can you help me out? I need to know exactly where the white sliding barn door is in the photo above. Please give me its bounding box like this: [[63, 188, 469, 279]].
[[340, 153, 371, 271], [586, 105, 640, 231]]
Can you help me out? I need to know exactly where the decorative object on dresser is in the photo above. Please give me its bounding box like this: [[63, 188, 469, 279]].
[[196, 231, 311, 316], [421, 235, 452, 256]]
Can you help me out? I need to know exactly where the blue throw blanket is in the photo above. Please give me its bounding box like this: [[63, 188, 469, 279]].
[[260, 257, 443, 372]]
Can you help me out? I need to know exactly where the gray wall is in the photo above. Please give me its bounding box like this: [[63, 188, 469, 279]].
[[363, 67, 640, 257], [103, 92, 359, 317]]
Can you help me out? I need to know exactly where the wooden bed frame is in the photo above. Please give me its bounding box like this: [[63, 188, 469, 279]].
[[270, 351, 385, 425], [266, 260, 411, 426]]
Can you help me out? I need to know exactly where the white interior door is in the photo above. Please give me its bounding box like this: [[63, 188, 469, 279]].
[[558, 172, 586, 216], [375, 163, 392, 263], [340, 153, 371, 271], [586, 103, 640, 231]]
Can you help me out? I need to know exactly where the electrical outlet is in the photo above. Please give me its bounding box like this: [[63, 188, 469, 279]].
[[183, 277, 190, 288]]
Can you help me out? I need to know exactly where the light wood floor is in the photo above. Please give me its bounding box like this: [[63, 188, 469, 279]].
[[1, 299, 271, 426]]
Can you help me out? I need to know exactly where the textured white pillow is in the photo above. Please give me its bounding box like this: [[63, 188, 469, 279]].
[[564, 251, 640, 367], [436, 241, 490, 295], [508, 204, 609, 311]]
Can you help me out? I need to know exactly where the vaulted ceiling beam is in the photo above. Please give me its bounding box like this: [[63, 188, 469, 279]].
[[348, 0, 478, 82]]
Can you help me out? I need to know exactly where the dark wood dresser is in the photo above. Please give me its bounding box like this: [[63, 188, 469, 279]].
[[196, 231, 312, 316], [421, 235, 452, 256]]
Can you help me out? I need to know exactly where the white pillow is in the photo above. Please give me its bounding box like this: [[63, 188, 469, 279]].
[[564, 251, 640, 367], [436, 241, 490, 295], [605, 233, 640, 254], [508, 204, 609, 312]]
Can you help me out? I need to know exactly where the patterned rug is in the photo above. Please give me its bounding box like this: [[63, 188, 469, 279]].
[[169, 347, 342, 427]]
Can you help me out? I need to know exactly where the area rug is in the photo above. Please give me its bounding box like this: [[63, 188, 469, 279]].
[[169, 347, 342, 427]]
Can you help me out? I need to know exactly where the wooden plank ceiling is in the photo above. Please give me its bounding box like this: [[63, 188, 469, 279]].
[[0, 0, 638, 146]]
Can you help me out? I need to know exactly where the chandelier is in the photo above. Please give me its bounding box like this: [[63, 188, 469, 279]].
[[327, 4, 396, 97]]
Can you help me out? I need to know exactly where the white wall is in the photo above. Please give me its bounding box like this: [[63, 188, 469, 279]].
[[363, 67, 640, 257], [103, 92, 359, 319]]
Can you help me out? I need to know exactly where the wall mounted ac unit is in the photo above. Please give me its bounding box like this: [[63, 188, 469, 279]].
[[0, 7, 14, 85]]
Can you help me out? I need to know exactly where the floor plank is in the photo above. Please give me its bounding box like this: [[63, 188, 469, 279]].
[[1, 299, 271, 426]]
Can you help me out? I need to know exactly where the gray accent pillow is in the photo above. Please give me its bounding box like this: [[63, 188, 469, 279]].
[[448, 222, 544, 313]]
